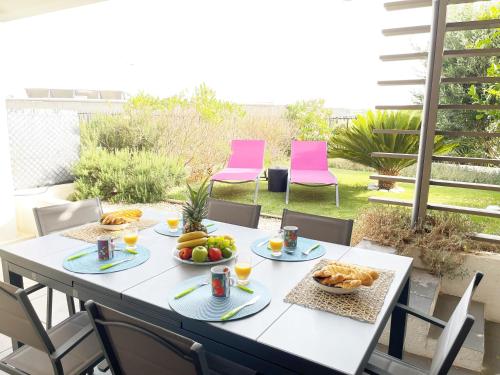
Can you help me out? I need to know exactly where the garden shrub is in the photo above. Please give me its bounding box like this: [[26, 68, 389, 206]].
[[72, 148, 185, 203], [79, 102, 297, 182], [352, 206, 500, 279], [286, 99, 332, 141]]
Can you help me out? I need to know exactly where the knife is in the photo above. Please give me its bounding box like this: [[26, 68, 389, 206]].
[[221, 296, 260, 321], [117, 248, 138, 255], [174, 282, 209, 299], [256, 238, 269, 248], [67, 249, 97, 261], [99, 257, 135, 271], [302, 243, 320, 256], [236, 285, 254, 294], [205, 223, 215, 228]]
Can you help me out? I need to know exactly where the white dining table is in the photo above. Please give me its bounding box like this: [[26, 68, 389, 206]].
[[0, 209, 412, 375]]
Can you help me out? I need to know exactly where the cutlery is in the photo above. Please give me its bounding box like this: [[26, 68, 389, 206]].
[[67, 249, 97, 261], [221, 296, 260, 321], [302, 243, 320, 256], [236, 285, 254, 294], [205, 223, 215, 228], [174, 282, 209, 299], [99, 257, 135, 271], [256, 239, 269, 248], [116, 248, 138, 255]]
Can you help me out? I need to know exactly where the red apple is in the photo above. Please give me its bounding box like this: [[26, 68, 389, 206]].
[[179, 247, 193, 260], [208, 247, 222, 261]]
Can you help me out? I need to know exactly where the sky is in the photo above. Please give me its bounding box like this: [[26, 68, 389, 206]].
[[0, 0, 452, 109]]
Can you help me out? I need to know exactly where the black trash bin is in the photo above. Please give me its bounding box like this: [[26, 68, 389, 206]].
[[267, 168, 288, 192]]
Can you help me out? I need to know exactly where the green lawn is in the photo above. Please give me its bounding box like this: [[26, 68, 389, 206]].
[[168, 168, 500, 234]]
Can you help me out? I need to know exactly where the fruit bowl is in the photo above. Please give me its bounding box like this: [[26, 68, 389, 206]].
[[172, 248, 237, 266], [98, 223, 130, 231], [312, 276, 360, 295]]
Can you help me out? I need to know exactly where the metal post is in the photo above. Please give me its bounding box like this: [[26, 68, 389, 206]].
[[411, 0, 448, 228]]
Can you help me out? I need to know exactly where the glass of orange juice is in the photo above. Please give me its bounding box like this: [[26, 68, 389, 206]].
[[234, 255, 252, 285], [122, 227, 139, 251], [269, 231, 283, 257], [166, 213, 180, 233]]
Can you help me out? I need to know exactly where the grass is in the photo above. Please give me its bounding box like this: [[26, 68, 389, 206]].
[[167, 168, 500, 234]]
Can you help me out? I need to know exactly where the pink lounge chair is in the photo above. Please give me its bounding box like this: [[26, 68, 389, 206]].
[[209, 140, 265, 204], [286, 140, 339, 207]]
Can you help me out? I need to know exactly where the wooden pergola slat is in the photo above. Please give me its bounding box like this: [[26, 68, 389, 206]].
[[373, 129, 500, 137]]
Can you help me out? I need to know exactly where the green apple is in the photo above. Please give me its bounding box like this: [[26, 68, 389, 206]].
[[192, 246, 208, 263]]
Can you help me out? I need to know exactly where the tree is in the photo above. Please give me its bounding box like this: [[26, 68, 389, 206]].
[[329, 111, 456, 189], [286, 99, 333, 141], [125, 84, 245, 125], [429, 3, 499, 157]]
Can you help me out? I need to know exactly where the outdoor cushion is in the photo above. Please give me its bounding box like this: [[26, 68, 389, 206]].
[[290, 170, 337, 185], [2, 312, 101, 375], [212, 168, 262, 182]]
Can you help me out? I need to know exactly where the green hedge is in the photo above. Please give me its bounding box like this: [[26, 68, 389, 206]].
[[72, 148, 185, 203]]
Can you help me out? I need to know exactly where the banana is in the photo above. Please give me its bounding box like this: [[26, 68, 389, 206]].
[[178, 231, 207, 243], [176, 237, 208, 250]]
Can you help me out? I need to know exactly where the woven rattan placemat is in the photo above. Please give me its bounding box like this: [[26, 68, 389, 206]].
[[284, 259, 395, 323], [61, 219, 158, 243]]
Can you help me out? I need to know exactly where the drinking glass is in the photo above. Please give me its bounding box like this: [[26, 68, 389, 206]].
[[234, 255, 252, 285], [166, 212, 180, 233], [269, 230, 283, 257], [122, 226, 139, 250]]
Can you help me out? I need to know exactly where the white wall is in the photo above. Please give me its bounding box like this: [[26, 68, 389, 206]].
[[0, 24, 18, 244]]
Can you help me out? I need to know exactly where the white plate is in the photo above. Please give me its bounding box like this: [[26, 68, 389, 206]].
[[98, 223, 130, 231], [172, 248, 237, 266], [312, 277, 360, 295]]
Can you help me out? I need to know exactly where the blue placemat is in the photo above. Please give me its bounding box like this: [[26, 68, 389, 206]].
[[154, 219, 218, 237], [63, 245, 150, 274], [251, 237, 326, 262], [169, 275, 271, 322]]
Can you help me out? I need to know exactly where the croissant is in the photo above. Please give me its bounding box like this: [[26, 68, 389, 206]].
[[313, 261, 379, 289], [335, 280, 362, 289], [100, 209, 142, 225], [326, 261, 379, 283]]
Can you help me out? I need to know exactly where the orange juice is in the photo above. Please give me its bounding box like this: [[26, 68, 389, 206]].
[[167, 217, 179, 230], [269, 238, 283, 251], [235, 262, 252, 280], [124, 234, 138, 247]]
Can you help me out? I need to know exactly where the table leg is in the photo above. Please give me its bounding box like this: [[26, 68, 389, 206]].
[[2, 260, 24, 350], [388, 276, 410, 359]]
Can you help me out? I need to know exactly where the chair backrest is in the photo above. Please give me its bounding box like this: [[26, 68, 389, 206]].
[[0, 281, 54, 354], [85, 301, 210, 375], [281, 209, 353, 246], [429, 272, 484, 375], [227, 140, 265, 169], [291, 141, 328, 171], [33, 198, 103, 236], [207, 199, 261, 229]]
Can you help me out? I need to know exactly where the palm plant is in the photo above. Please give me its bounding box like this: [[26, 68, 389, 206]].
[[329, 110, 456, 189]]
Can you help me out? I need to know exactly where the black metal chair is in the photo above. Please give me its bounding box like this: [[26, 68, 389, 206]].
[[32, 198, 103, 328], [0, 280, 103, 375], [85, 300, 256, 375], [207, 198, 261, 229], [280, 209, 353, 246], [365, 272, 484, 375]]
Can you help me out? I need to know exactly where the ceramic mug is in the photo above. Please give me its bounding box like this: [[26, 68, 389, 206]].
[[97, 236, 114, 261], [283, 225, 299, 252], [211, 265, 235, 298]]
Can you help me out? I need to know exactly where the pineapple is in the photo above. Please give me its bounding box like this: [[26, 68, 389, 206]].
[[182, 177, 209, 233]]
